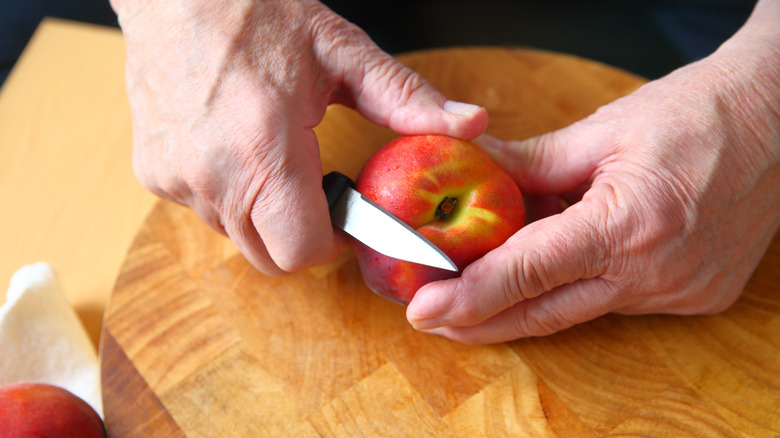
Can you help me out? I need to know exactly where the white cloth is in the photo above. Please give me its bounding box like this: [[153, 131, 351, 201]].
[[0, 262, 102, 416]]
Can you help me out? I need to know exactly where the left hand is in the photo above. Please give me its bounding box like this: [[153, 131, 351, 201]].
[[405, 6, 780, 344]]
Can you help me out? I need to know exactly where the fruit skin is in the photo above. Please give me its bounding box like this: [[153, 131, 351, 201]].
[[0, 382, 106, 438], [354, 134, 525, 305]]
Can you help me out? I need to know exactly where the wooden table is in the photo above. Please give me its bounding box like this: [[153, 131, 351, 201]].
[[0, 19, 156, 348], [2, 14, 776, 438], [96, 37, 780, 438]]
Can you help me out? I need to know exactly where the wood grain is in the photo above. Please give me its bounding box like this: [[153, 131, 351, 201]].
[[101, 47, 780, 436]]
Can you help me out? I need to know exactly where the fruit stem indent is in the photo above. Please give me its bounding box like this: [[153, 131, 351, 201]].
[[435, 197, 458, 221]]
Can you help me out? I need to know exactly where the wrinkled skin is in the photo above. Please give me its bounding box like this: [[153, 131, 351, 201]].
[[110, 0, 488, 275], [406, 0, 780, 344], [114, 0, 780, 345]]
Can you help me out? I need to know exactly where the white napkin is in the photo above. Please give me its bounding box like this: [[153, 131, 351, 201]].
[[0, 262, 102, 417]]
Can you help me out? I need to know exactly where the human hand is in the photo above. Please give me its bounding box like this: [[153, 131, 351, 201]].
[[110, 0, 488, 275], [406, 2, 780, 344]]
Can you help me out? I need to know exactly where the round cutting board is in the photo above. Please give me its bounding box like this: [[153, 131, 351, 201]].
[[100, 47, 780, 437]]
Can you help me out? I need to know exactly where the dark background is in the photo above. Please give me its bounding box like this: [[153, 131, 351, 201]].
[[1, 0, 754, 86]]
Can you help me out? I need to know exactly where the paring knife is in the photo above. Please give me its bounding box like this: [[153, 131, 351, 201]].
[[322, 171, 457, 272]]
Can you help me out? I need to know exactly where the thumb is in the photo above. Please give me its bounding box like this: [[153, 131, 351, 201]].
[[338, 47, 489, 139], [407, 196, 612, 330]]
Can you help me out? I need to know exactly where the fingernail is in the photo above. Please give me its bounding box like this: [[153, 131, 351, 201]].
[[410, 318, 443, 331], [419, 327, 447, 337], [443, 100, 481, 116]]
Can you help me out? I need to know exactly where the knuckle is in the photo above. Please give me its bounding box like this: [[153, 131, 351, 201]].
[[395, 70, 428, 103], [368, 58, 427, 104], [488, 246, 554, 317], [132, 140, 213, 205], [514, 305, 572, 337], [510, 249, 551, 301], [136, 165, 184, 202], [571, 205, 612, 279]]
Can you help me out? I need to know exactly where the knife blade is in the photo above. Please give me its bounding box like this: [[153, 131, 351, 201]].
[[323, 171, 457, 272]]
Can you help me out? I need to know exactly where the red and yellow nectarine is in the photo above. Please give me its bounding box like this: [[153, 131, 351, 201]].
[[354, 134, 525, 304]]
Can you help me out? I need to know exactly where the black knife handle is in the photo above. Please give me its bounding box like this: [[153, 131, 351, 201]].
[[322, 171, 355, 211]]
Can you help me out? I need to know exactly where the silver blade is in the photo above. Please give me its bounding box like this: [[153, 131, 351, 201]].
[[332, 187, 457, 272]]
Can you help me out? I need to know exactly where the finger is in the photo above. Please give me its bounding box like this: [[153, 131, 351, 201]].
[[245, 130, 345, 273], [226, 180, 349, 278], [179, 178, 287, 276], [407, 198, 611, 330], [335, 46, 489, 139], [474, 121, 610, 195], [420, 277, 621, 344], [227, 216, 286, 277]]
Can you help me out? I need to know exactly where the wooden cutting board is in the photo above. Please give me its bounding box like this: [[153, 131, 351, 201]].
[[100, 47, 780, 437]]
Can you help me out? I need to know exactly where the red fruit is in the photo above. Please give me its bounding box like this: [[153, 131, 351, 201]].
[[0, 382, 106, 438], [354, 134, 525, 304]]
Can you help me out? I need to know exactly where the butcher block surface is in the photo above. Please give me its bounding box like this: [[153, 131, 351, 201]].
[[100, 47, 780, 437]]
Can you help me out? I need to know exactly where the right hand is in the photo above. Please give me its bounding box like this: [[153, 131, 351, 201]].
[[111, 0, 488, 275], [406, 0, 780, 343]]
